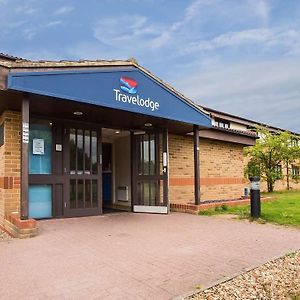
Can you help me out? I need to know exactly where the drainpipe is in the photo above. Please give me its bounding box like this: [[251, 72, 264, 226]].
[[194, 125, 200, 205]]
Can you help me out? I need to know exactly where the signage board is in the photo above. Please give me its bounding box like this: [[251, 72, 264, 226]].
[[22, 122, 29, 144], [8, 68, 212, 127], [33, 138, 45, 155], [251, 181, 260, 191]]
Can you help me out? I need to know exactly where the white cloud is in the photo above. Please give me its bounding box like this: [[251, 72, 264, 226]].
[[183, 27, 300, 54], [170, 58, 300, 132], [93, 15, 161, 50], [90, 0, 294, 57], [46, 20, 62, 27], [187, 28, 272, 52], [248, 0, 271, 25], [150, 31, 172, 49], [91, 0, 218, 52], [54, 5, 74, 15], [151, 0, 215, 48], [15, 3, 38, 15], [22, 28, 36, 40], [184, 0, 215, 21]]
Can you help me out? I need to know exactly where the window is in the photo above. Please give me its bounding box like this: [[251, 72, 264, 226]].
[[29, 122, 52, 174], [138, 133, 156, 176], [291, 138, 299, 147], [29, 185, 52, 219], [214, 118, 230, 129], [275, 164, 282, 175], [292, 166, 299, 177]]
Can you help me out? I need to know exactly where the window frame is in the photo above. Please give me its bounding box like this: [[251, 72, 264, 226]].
[[214, 118, 230, 129]]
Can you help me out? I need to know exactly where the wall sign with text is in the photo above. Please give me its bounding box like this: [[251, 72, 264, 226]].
[[32, 138, 45, 155]]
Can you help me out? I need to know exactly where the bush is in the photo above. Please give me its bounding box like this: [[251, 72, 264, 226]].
[[221, 204, 228, 211], [214, 204, 228, 212]]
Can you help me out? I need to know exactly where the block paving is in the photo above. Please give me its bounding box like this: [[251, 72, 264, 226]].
[[1, 212, 300, 299]]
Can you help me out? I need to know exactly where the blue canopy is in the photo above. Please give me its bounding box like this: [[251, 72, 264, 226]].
[[7, 67, 211, 127]]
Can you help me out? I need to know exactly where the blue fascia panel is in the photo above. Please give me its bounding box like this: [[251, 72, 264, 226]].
[[7, 67, 211, 127]]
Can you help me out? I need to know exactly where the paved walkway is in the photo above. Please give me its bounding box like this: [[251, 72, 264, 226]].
[[1, 213, 300, 299]]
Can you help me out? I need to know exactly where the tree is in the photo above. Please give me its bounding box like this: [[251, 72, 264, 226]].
[[244, 126, 300, 192], [281, 134, 300, 190]]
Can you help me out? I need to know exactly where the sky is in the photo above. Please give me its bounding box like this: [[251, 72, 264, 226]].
[[1, 0, 300, 132]]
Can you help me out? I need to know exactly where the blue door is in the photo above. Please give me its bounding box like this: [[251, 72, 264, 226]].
[[29, 123, 52, 219]]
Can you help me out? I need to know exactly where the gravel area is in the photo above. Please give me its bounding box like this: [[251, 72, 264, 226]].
[[188, 251, 300, 300], [0, 229, 13, 242]]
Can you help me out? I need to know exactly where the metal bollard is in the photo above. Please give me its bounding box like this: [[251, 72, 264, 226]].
[[249, 176, 261, 218]]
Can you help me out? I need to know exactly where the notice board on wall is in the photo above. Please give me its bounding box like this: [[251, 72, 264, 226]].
[[32, 138, 45, 155]]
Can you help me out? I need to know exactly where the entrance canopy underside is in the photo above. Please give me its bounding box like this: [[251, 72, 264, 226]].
[[0, 91, 199, 135], [7, 66, 211, 129]]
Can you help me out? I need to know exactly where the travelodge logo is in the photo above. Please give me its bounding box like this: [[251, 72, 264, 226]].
[[113, 76, 160, 111], [120, 76, 138, 94]]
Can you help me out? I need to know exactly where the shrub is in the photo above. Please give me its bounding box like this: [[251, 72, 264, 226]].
[[214, 204, 228, 212]]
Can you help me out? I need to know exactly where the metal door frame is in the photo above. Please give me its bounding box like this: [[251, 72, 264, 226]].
[[131, 128, 169, 214], [63, 123, 102, 217]]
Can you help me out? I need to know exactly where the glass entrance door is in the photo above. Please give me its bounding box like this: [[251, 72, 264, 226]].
[[64, 127, 102, 217], [132, 130, 169, 214], [29, 122, 53, 219]]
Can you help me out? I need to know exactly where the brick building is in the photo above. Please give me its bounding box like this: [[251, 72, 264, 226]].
[[1, 53, 293, 237], [204, 106, 300, 192]]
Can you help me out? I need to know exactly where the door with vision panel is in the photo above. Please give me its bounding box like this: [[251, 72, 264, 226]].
[[63, 126, 102, 217], [132, 129, 169, 214]]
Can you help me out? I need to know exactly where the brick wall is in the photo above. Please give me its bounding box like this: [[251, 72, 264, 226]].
[[0, 110, 21, 225], [0, 110, 297, 223], [169, 134, 246, 204], [255, 166, 300, 192], [243, 156, 300, 192], [169, 134, 194, 203], [0, 66, 9, 90]]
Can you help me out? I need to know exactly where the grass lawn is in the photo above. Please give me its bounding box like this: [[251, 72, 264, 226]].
[[199, 190, 300, 227]]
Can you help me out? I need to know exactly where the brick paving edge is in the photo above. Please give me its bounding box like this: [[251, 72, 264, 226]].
[[172, 249, 300, 300]]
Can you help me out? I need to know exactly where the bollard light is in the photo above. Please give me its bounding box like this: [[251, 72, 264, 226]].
[[249, 176, 261, 218]]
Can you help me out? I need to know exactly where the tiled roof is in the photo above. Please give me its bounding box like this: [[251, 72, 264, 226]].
[[0, 57, 134, 68], [204, 105, 300, 136], [211, 125, 258, 137], [0, 52, 25, 61]]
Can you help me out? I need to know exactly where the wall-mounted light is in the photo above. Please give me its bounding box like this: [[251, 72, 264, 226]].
[[133, 130, 146, 135], [144, 123, 152, 127], [73, 111, 83, 116], [115, 130, 121, 134]]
